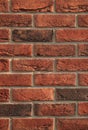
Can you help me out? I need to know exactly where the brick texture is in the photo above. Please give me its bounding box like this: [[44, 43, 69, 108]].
[[0, 0, 88, 130]]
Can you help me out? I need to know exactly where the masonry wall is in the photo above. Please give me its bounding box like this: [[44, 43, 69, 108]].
[[0, 0, 88, 130]]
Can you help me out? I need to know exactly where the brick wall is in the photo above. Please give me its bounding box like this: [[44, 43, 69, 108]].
[[0, 0, 88, 130]]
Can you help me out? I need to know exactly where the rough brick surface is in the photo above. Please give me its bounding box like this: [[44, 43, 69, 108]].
[[0, 29, 9, 42], [0, 0, 8, 12], [78, 74, 88, 86], [0, 119, 9, 130], [0, 89, 9, 102], [56, 89, 88, 101], [34, 103, 75, 116], [0, 44, 32, 56], [56, 0, 88, 12], [57, 119, 88, 130], [0, 74, 32, 86], [12, 118, 53, 130], [12, 0, 53, 12], [78, 44, 88, 56], [12, 30, 53, 42], [34, 44, 76, 57], [56, 59, 88, 71], [12, 59, 54, 71], [12, 88, 54, 101], [0, 0, 88, 129], [56, 29, 88, 42], [35, 74, 76, 86], [78, 103, 88, 116], [0, 59, 9, 71], [78, 15, 88, 27], [0, 14, 32, 27], [0, 104, 32, 116], [35, 15, 75, 27]]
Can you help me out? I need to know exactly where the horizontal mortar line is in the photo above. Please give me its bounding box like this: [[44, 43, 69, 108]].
[[0, 115, 79, 118], [9, 41, 88, 44], [1, 100, 88, 104], [3, 86, 87, 88], [0, 115, 88, 118], [0, 27, 88, 29], [0, 12, 88, 15]]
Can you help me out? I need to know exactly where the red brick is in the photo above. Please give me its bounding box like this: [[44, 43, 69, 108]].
[[0, 0, 8, 12], [0, 29, 9, 42], [12, 0, 53, 12], [78, 103, 88, 116], [56, 59, 88, 71], [0, 44, 32, 57], [78, 15, 88, 27], [34, 74, 76, 86], [0, 59, 9, 71], [12, 59, 53, 71], [12, 30, 53, 42], [0, 89, 9, 102], [12, 118, 53, 130], [12, 88, 54, 101], [57, 119, 88, 130], [0, 74, 32, 86], [0, 119, 9, 130], [56, 29, 88, 42], [56, 0, 88, 13], [78, 74, 88, 86], [34, 103, 75, 116], [35, 15, 75, 27], [34, 44, 75, 57], [0, 14, 32, 27], [78, 44, 88, 56]]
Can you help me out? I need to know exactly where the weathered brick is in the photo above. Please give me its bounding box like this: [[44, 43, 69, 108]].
[[0, 119, 9, 130], [0, 0, 8, 12], [0, 59, 9, 71], [12, 30, 53, 42], [57, 119, 88, 130], [78, 15, 88, 27], [78, 44, 88, 56], [12, 118, 53, 130], [0, 74, 32, 86], [34, 103, 75, 116], [12, 88, 54, 101], [0, 14, 32, 27], [0, 89, 9, 102], [0, 29, 9, 42], [56, 0, 88, 13], [12, 0, 53, 12], [12, 59, 53, 71], [0, 104, 32, 116], [34, 74, 76, 86], [35, 15, 75, 27], [0, 44, 32, 57], [78, 74, 88, 86], [56, 29, 88, 42], [56, 89, 88, 101], [56, 59, 88, 71], [78, 103, 88, 116], [34, 44, 75, 57]]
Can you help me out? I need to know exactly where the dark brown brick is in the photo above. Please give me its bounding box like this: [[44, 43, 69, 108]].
[[56, 89, 88, 101], [12, 30, 53, 42], [0, 104, 32, 116]]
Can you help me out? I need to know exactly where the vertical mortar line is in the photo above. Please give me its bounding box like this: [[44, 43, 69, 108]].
[[54, 118, 57, 130]]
